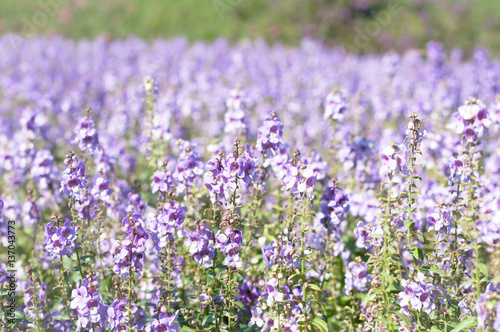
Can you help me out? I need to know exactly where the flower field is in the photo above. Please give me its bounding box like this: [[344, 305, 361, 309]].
[[1, 35, 500, 331]]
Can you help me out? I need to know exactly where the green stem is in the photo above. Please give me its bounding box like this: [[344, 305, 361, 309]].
[[300, 198, 308, 332]]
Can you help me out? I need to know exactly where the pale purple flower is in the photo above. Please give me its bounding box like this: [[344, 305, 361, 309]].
[[151, 170, 174, 194], [324, 90, 347, 121], [184, 226, 215, 268], [344, 261, 371, 294], [145, 310, 179, 332]]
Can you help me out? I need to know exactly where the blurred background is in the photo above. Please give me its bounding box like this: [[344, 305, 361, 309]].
[[1, 0, 499, 56]]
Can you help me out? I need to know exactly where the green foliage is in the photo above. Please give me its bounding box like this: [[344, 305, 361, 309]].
[[1, 0, 500, 55]]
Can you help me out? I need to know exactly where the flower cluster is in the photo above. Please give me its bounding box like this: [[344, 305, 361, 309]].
[[151, 169, 174, 194], [318, 183, 349, 229], [204, 144, 257, 204], [450, 97, 491, 143], [448, 154, 473, 185], [344, 261, 371, 294], [255, 111, 284, 156], [398, 272, 437, 316], [108, 298, 139, 331], [427, 207, 453, 234], [215, 226, 243, 268], [111, 213, 150, 279], [278, 160, 317, 200], [173, 142, 204, 194], [70, 276, 108, 330], [44, 220, 77, 260], [145, 311, 180, 332], [60, 153, 87, 197], [379, 143, 408, 178], [261, 241, 299, 269], [224, 88, 247, 135], [73, 115, 101, 155], [151, 200, 187, 247], [184, 225, 215, 268], [23, 280, 47, 321], [323, 89, 347, 122], [475, 282, 500, 330], [91, 175, 112, 202]]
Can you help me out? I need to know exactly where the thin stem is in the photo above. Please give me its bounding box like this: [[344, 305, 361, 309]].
[[300, 198, 309, 332]]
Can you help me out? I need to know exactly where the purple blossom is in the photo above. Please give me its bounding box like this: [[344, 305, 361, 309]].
[[60, 156, 87, 197], [23, 281, 46, 321], [224, 88, 247, 135], [151, 170, 174, 194], [73, 116, 101, 155], [256, 112, 284, 156], [398, 272, 436, 316], [107, 298, 138, 331], [44, 221, 77, 260], [91, 175, 111, 202], [215, 226, 243, 268], [344, 261, 371, 294], [379, 144, 408, 178], [145, 310, 180, 332], [173, 142, 204, 194], [184, 226, 215, 268], [70, 277, 108, 330], [449, 97, 491, 143], [324, 89, 347, 122], [318, 184, 349, 228], [111, 213, 149, 279], [427, 208, 453, 234], [266, 278, 284, 306], [151, 200, 187, 247]]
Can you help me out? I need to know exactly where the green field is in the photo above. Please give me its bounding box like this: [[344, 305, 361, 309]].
[[1, 0, 500, 56]]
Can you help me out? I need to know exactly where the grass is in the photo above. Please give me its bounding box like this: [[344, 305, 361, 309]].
[[1, 0, 500, 56]]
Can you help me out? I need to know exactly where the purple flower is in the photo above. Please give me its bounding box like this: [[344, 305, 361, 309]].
[[73, 116, 101, 155], [427, 208, 453, 234], [151, 200, 187, 247], [91, 175, 111, 202], [224, 88, 247, 135], [70, 277, 108, 330], [318, 184, 349, 228], [256, 112, 284, 156], [60, 156, 87, 197], [448, 154, 472, 185], [398, 272, 436, 316], [151, 170, 174, 194], [215, 226, 243, 268], [266, 278, 284, 306], [145, 310, 180, 332], [344, 261, 371, 294], [184, 226, 215, 268], [449, 97, 491, 143], [261, 241, 299, 269], [44, 221, 77, 260], [23, 281, 47, 321], [112, 213, 149, 279], [108, 298, 138, 331], [173, 142, 204, 194], [324, 89, 347, 122], [379, 144, 408, 178]]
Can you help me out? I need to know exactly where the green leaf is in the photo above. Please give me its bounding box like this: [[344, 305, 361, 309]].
[[429, 267, 447, 277], [450, 317, 478, 332], [311, 317, 328, 332], [408, 246, 425, 262], [202, 314, 216, 325], [181, 326, 197, 332], [476, 263, 488, 277], [307, 283, 323, 292], [52, 314, 71, 321], [390, 311, 410, 326]]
